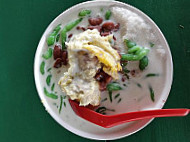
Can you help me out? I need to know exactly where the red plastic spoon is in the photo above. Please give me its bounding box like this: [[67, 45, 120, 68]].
[[69, 100, 189, 128]]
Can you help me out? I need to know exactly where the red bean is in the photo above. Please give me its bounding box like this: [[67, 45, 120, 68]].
[[76, 26, 86, 31], [121, 76, 126, 82], [62, 51, 68, 65], [95, 71, 104, 81], [105, 75, 112, 84], [120, 60, 128, 64], [112, 46, 118, 50], [95, 69, 112, 91], [54, 58, 62, 68], [130, 70, 136, 77], [114, 23, 120, 32], [88, 17, 103, 26], [81, 27, 86, 31], [99, 81, 107, 91], [68, 34, 73, 38], [88, 26, 102, 32], [100, 32, 111, 36], [95, 74, 104, 81], [53, 45, 62, 60], [99, 75, 112, 91], [102, 22, 115, 32], [113, 35, 116, 40]]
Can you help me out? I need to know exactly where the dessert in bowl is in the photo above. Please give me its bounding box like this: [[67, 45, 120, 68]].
[[34, 0, 173, 140]]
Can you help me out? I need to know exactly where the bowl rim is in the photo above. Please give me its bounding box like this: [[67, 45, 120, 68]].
[[34, 0, 173, 140]]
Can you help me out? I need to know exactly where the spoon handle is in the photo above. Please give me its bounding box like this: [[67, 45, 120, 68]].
[[69, 100, 189, 128], [105, 109, 190, 128]]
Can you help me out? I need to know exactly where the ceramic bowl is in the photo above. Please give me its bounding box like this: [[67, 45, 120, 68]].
[[34, 0, 173, 140]]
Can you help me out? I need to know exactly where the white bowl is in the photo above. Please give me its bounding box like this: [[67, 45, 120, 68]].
[[34, 0, 173, 140]]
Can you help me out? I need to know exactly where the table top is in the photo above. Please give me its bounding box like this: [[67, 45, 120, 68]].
[[0, 0, 190, 142]]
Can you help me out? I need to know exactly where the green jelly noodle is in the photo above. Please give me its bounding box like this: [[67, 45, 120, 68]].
[[125, 39, 136, 48], [107, 82, 122, 103], [78, 9, 91, 17], [114, 93, 120, 99], [61, 18, 83, 49], [51, 83, 55, 91], [109, 91, 113, 102], [139, 56, 149, 70], [46, 74, 52, 86], [128, 46, 142, 53], [106, 82, 122, 92], [122, 39, 150, 61], [59, 95, 63, 114], [149, 85, 155, 102], [145, 73, 159, 78], [40, 61, 45, 75], [47, 24, 61, 46], [121, 48, 149, 61], [42, 48, 53, 59], [64, 102, 66, 107], [56, 34, 60, 42], [150, 42, 155, 47], [44, 87, 58, 99], [117, 98, 122, 103], [105, 10, 111, 20]]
